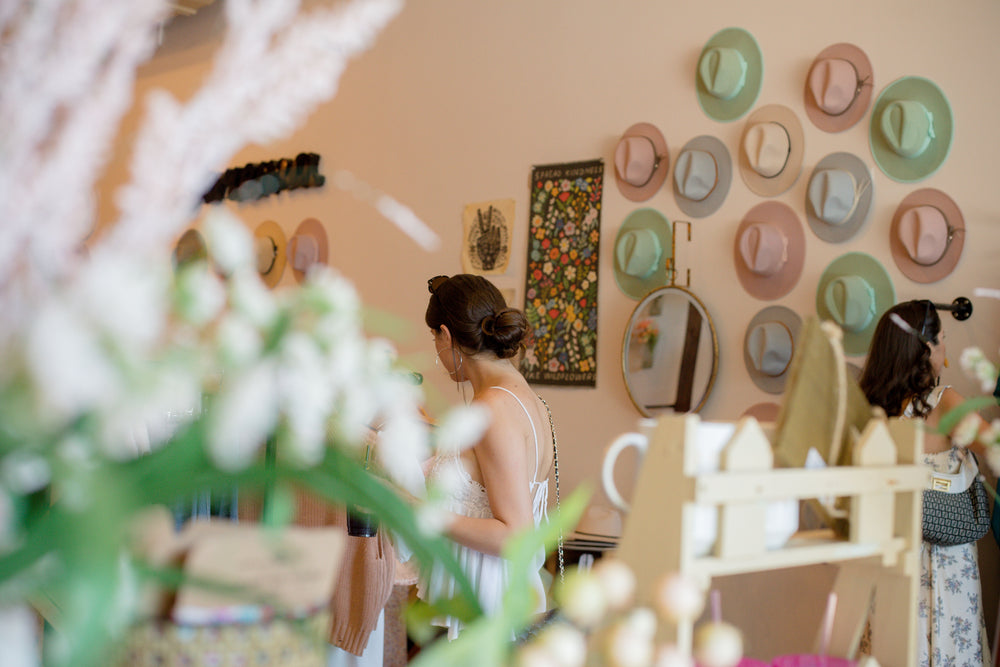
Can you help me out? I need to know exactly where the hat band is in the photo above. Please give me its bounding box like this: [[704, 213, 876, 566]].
[[626, 137, 663, 188], [757, 123, 791, 180], [824, 73, 871, 118]]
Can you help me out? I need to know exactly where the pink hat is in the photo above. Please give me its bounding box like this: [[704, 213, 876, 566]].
[[289, 217, 329, 284], [613, 122, 670, 202], [889, 188, 965, 283], [804, 43, 874, 133], [741, 402, 781, 423], [734, 201, 805, 301]]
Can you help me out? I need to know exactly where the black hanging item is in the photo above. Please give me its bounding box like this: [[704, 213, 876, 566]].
[[932, 296, 973, 321], [202, 152, 325, 204]]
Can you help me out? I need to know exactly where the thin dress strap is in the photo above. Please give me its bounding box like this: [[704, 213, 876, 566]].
[[489, 385, 540, 483]]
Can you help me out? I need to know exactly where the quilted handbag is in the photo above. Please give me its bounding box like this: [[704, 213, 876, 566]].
[[922, 453, 991, 546]]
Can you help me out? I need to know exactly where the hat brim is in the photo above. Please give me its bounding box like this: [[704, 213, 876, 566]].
[[614, 122, 670, 202], [696, 27, 763, 122], [803, 43, 874, 133], [172, 228, 208, 270], [869, 76, 953, 183], [889, 188, 965, 283], [672, 135, 732, 218], [815, 251, 896, 355], [734, 201, 806, 301], [805, 152, 875, 243], [290, 217, 329, 284], [614, 208, 672, 300], [741, 401, 781, 423], [254, 220, 287, 288], [744, 305, 803, 394], [739, 104, 806, 197]]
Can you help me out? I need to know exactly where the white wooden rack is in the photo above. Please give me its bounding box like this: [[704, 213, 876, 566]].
[[614, 413, 928, 667]]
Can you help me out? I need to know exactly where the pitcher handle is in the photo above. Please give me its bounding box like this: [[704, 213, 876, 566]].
[[601, 431, 648, 513]]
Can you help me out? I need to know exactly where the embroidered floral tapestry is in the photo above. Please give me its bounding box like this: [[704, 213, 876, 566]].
[[521, 159, 603, 386]]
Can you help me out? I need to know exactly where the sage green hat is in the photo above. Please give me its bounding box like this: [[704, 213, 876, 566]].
[[815, 252, 896, 355], [869, 76, 953, 183], [696, 27, 763, 122], [613, 208, 672, 300]]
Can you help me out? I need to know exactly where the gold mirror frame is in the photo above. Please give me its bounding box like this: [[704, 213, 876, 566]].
[[620, 284, 719, 417]]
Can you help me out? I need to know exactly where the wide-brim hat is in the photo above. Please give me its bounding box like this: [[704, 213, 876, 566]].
[[253, 220, 287, 288], [613, 122, 670, 202], [172, 228, 208, 270], [805, 152, 875, 244], [889, 188, 965, 283], [614, 208, 672, 299], [289, 217, 329, 284], [744, 305, 803, 394], [696, 27, 763, 122], [815, 252, 896, 355], [672, 135, 732, 218], [569, 505, 623, 542], [804, 43, 874, 133], [734, 201, 805, 301], [869, 76, 953, 183], [739, 104, 805, 197], [742, 401, 781, 423]]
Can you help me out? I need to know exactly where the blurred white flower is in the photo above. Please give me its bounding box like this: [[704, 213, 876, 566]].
[[228, 267, 278, 329], [277, 333, 334, 467], [654, 573, 705, 623], [207, 362, 279, 471], [0, 604, 40, 667], [980, 419, 1000, 448], [959, 347, 998, 393], [516, 644, 562, 667], [377, 407, 431, 497], [1, 451, 51, 495], [533, 622, 587, 667], [653, 645, 694, 667], [27, 299, 121, 423], [953, 413, 982, 448], [415, 501, 452, 537], [693, 622, 743, 667], [605, 608, 656, 667], [557, 567, 608, 629], [434, 404, 490, 454], [174, 263, 226, 326], [215, 312, 264, 369], [592, 557, 636, 611], [204, 210, 254, 275]]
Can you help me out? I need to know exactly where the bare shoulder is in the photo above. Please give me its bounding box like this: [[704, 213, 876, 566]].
[[936, 386, 967, 412]]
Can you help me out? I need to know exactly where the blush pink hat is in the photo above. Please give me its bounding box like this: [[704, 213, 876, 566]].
[[734, 201, 805, 300], [804, 43, 874, 133], [889, 188, 965, 283]]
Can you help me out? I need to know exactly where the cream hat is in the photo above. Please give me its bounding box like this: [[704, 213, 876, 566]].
[[739, 104, 805, 197], [254, 220, 287, 288]]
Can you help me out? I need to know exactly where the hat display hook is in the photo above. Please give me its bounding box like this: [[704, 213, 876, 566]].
[[666, 220, 692, 287], [933, 296, 973, 321]]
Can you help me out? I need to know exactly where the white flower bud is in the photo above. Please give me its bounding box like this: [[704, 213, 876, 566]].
[[557, 567, 608, 628], [592, 558, 636, 611], [693, 622, 743, 667], [655, 573, 705, 622]]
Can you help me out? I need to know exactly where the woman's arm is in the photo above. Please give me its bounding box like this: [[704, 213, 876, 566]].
[[931, 386, 993, 457], [443, 391, 535, 557]]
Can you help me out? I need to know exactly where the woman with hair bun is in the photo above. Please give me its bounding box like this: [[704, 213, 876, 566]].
[[859, 299, 991, 665], [419, 274, 555, 639]]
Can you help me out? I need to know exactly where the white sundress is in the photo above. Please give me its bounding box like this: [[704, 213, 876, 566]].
[[417, 386, 550, 640], [909, 387, 992, 666]]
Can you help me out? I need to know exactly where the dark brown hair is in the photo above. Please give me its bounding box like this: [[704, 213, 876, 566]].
[[858, 299, 941, 418], [425, 274, 529, 359]]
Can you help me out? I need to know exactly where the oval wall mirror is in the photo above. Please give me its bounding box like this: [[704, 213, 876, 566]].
[[621, 285, 719, 416]]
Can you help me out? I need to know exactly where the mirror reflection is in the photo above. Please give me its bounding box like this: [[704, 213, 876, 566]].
[[621, 286, 719, 416]]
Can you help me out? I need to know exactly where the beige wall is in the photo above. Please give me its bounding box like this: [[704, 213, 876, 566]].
[[101, 0, 1000, 658]]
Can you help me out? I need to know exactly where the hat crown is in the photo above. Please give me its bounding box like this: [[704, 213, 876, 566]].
[[615, 135, 659, 187], [880, 100, 935, 158], [824, 275, 876, 332], [674, 149, 718, 201], [898, 205, 949, 265], [808, 168, 859, 225], [747, 321, 793, 376], [290, 234, 320, 271], [739, 222, 788, 277], [808, 58, 859, 116], [699, 47, 748, 100], [616, 228, 662, 279], [255, 235, 278, 274], [743, 122, 791, 178]]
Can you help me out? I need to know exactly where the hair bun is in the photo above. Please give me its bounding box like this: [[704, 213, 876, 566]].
[[481, 314, 497, 336]]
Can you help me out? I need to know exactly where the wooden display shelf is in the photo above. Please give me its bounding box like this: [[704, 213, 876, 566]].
[[613, 413, 927, 667]]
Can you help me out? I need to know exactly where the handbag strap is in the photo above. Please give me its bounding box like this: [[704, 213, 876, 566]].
[[539, 396, 564, 585]]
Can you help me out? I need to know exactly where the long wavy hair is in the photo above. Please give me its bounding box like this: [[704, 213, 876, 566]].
[[425, 274, 529, 360], [858, 299, 941, 418]]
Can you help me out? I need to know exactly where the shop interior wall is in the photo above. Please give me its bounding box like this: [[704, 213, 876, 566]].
[[96, 0, 1000, 657]]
